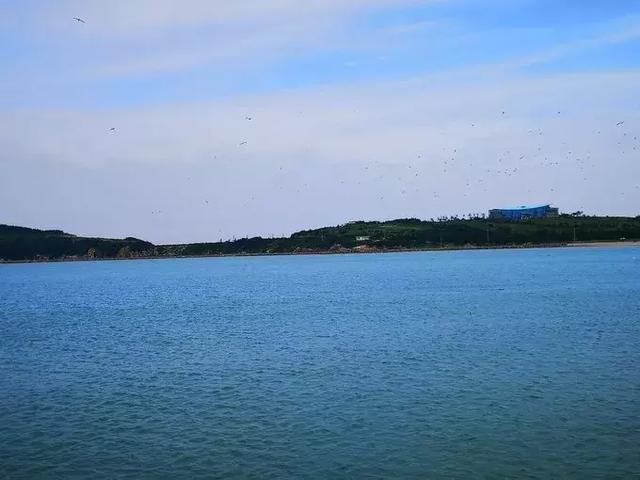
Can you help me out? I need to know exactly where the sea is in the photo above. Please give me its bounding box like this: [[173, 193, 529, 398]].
[[1, 248, 639, 479]]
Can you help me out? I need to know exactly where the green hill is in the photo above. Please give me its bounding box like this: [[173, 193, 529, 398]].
[[158, 214, 640, 257], [2, 214, 639, 262], [0, 224, 154, 261]]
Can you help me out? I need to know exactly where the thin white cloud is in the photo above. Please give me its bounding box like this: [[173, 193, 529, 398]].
[[2, 69, 639, 242], [37, 0, 425, 35], [91, 15, 346, 78], [15, 0, 440, 79], [504, 20, 640, 70]]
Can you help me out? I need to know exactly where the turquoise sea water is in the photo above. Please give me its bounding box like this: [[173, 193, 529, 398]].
[[1, 248, 639, 479]]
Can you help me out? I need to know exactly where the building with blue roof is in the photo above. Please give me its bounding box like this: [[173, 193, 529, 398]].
[[488, 204, 559, 220]]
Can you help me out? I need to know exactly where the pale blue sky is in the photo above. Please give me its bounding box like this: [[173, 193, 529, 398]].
[[2, 0, 640, 243]]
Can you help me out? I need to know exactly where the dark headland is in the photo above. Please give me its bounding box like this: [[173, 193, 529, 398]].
[[2, 213, 640, 263]]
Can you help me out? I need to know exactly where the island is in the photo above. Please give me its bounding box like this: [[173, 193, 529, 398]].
[[2, 213, 639, 263]]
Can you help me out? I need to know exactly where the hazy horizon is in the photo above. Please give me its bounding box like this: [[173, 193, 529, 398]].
[[2, 0, 640, 244]]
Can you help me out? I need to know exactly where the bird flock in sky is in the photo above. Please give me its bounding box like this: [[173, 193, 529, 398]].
[[71, 16, 638, 223]]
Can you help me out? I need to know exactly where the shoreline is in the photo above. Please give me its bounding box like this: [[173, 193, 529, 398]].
[[566, 241, 640, 248], [1, 240, 639, 265]]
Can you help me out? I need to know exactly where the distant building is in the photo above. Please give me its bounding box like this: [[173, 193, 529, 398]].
[[489, 204, 559, 220], [356, 236, 371, 242]]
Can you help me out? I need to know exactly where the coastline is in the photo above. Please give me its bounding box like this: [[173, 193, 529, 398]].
[[566, 241, 640, 248], [2, 240, 638, 265]]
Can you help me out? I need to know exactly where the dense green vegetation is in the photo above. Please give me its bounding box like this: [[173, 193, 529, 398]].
[[2, 214, 639, 261], [158, 214, 640, 257], [0, 224, 153, 261]]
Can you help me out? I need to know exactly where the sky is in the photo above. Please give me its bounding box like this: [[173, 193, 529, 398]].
[[1, 0, 640, 244]]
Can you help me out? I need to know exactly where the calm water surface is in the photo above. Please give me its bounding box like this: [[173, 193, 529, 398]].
[[1, 248, 639, 479]]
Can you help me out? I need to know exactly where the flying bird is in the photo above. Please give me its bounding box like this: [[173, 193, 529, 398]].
[[239, 141, 248, 146], [109, 127, 116, 132], [73, 17, 85, 23], [245, 116, 252, 121], [616, 121, 625, 126]]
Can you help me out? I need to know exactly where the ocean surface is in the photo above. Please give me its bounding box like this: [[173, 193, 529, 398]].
[[1, 248, 639, 479]]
